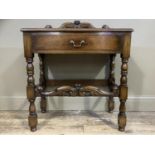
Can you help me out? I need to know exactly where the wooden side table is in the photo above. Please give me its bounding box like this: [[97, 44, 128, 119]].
[[21, 21, 133, 132]]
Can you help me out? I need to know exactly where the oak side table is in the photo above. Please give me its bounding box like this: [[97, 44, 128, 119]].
[[21, 21, 133, 132]]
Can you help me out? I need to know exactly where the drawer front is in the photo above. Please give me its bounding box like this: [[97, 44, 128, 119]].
[[32, 32, 123, 53]]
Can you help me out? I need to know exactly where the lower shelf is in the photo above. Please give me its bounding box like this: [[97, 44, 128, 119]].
[[36, 80, 119, 97]]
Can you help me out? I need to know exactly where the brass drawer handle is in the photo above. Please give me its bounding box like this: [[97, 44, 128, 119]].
[[69, 40, 86, 48]]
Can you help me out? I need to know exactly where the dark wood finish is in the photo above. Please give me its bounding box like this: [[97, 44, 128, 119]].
[[46, 79, 108, 87], [26, 56, 37, 132], [21, 21, 133, 132], [108, 54, 116, 112], [118, 33, 131, 131], [60, 20, 95, 28], [38, 54, 47, 113], [32, 32, 122, 52], [39, 85, 114, 97], [21, 28, 133, 32], [24, 32, 38, 132]]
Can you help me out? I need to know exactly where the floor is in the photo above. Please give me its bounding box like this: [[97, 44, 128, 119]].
[[0, 111, 155, 135]]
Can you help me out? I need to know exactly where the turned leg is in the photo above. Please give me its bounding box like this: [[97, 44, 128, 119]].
[[108, 54, 116, 112], [26, 56, 38, 132], [118, 56, 128, 131], [38, 54, 47, 113]]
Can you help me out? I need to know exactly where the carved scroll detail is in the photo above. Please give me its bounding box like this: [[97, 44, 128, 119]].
[[56, 86, 77, 96], [79, 86, 113, 96], [60, 20, 95, 29], [39, 84, 114, 97]]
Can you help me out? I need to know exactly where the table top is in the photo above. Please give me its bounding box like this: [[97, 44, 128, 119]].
[[21, 28, 133, 32], [21, 20, 133, 32]]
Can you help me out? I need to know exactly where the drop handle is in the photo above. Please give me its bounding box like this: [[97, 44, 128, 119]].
[[69, 40, 86, 48]]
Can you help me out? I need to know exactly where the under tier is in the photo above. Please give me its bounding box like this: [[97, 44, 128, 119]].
[[35, 79, 119, 97]]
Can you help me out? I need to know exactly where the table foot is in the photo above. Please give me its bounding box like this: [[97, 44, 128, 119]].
[[118, 113, 126, 132], [108, 96, 114, 113], [30, 127, 37, 132], [118, 127, 125, 132], [28, 114, 38, 132], [40, 96, 47, 113]]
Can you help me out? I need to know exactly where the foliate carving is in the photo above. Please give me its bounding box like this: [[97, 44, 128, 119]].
[[56, 86, 77, 96], [39, 84, 114, 97], [45, 21, 110, 29], [60, 20, 95, 29], [79, 86, 113, 96], [45, 25, 52, 28], [102, 25, 110, 29]]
